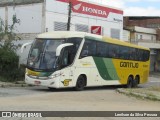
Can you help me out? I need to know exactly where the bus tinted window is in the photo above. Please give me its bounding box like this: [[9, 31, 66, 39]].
[[119, 46, 129, 59], [66, 37, 82, 51], [142, 50, 150, 61], [80, 38, 149, 61], [61, 38, 82, 68], [96, 42, 108, 57], [128, 48, 136, 60], [80, 40, 96, 58], [108, 44, 119, 58]]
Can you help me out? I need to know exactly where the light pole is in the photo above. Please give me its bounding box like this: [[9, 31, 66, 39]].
[[67, 1, 72, 31]]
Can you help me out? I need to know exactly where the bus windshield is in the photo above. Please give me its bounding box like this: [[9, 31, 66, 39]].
[[27, 39, 64, 70], [27, 38, 82, 71]]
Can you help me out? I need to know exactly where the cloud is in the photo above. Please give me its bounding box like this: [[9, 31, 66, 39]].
[[124, 7, 160, 16], [90, 0, 160, 16], [143, 0, 160, 2], [101, 0, 125, 8], [88, 0, 125, 9]]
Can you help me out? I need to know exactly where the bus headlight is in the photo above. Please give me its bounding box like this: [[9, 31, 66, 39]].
[[49, 73, 62, 79]]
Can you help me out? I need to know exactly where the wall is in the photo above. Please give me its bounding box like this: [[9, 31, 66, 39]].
[[135, 33, 156, 42], [0, 3, 43, 34], [122, 30, 130, 42], [124, 17, 160, 42], [124, 17, 160, 29], [45, 0, 123, 40], [0, 7, 5, 21]]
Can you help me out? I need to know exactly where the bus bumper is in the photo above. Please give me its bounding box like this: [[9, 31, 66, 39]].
[[25, 74, 59, 88]]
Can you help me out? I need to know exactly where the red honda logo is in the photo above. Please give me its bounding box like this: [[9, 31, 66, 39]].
[[91, 26, 102, 35], [73, 3, 82, 10]]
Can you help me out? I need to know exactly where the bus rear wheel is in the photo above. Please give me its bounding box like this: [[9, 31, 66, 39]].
[[127, 76, 133, 88], [133, 76, 139, 88], [75, 75, 86, 91]]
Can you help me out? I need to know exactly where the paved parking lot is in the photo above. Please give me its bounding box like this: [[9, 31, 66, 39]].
[[0, 77, 159, 120]]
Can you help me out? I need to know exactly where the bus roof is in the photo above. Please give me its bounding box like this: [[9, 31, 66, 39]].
[[37, 31, 149, 51], [102, 36, 150, 50], [37, 31, 102, 39]]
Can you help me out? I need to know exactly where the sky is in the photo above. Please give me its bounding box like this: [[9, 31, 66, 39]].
[[88, 0, 160, 16]]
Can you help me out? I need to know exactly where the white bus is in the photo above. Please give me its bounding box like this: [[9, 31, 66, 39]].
[[25, 31, 150, 90]]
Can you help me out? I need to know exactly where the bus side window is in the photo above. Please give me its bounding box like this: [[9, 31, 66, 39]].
[[143, 50, 150, 61], [142, 50, 149, 61], [136, 49, 145, 61], [108, 44, 113, 58], [128, 48, 136, 60], [96, 42, 107, 57], [138, 49, 143, 61], [80, 39, 96, 58], [109, 44, 119, 58], [135, 49, 139, 61], [61, 48, 69, 66], [81, 45, 89, 57], [61, 46, 77, 66]]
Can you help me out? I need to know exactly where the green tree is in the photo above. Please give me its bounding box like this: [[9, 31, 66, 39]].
[[0, 14, 20, 50], [0, 15, 23, 82]]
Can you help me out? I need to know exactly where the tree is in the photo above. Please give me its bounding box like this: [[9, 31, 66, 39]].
[[0, 14, 20, 51], [0, 15, 23, 82]]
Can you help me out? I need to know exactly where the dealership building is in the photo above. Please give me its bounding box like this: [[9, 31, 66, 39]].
[[0, 0, 123, 40]]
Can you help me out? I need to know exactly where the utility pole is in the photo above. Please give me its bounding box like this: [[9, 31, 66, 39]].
[[67, 1, 72, 31], [5, 6, 8, 29]]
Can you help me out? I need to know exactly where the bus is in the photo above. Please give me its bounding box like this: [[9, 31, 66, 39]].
[[24, 31, 150, 90]]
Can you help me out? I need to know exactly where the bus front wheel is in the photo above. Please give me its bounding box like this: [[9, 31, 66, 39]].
[[75, 75, 86, 91]]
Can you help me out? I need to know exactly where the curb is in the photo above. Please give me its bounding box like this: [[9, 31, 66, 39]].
[[0, 81, 29, 88], [116, 88, 160, 101]]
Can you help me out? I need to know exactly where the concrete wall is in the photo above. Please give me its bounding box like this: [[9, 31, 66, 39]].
[[0, 3, 43, 34], [135, 33, 156, 42], [134, 26, 157, 34], [123, 30, 130, 42]]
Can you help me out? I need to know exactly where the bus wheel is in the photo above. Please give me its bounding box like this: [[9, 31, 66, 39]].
[[133, 76, 139, 88], [75, 75, 86, 91], [127, 77, 133, 88]]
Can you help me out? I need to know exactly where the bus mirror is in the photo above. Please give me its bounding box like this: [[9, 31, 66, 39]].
[[56, 43, 73, 56], [21, 42, 32, 53]]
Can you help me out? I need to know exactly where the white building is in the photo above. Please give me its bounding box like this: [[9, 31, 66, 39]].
[[123, 26, 160, 72], [0, 0, 123, 64], [0, 0, 123, 39]]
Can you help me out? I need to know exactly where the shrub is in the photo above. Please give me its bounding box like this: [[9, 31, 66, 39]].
[[0, 47, 24, 82], [0, 15, 23, 82]]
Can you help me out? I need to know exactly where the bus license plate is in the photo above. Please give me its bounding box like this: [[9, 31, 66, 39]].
[[34, 81, 41, 85]]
